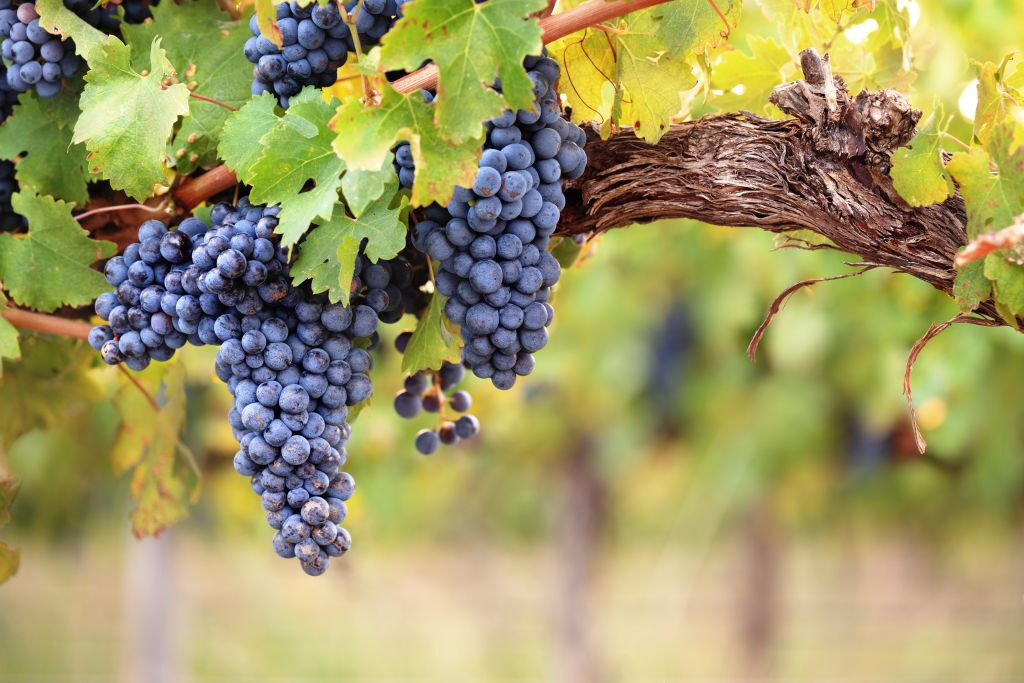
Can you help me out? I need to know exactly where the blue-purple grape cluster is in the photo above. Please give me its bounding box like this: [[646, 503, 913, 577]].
[[89, 198, 379, 575], [399, 56, 587, 390], [245, 2, 353, 108], [225, 288, 373, 577], [245, 0, 413, 108], [392, 331, 480, 455], [0, 1, 85, 98], [0, 159, 23, 231], [87, 201, 291, 371]]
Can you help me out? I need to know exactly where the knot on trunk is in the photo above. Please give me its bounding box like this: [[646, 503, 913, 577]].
[[769, 48, 921, 168]]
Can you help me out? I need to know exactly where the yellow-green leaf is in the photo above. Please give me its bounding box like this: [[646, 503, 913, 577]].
[[890, 107, 953, 207], [331, 85, 481, 206], [381, 0, 545, 143], [73, 39, 191, 200], [401, 291, 461, 374], [112, 359, 198, 538]]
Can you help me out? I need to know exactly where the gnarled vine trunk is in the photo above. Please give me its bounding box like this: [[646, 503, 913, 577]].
[[558, 50, 975, 310]]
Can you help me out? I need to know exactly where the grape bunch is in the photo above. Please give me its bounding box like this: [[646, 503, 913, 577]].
[[245, 2, 353, 108], [392, 331, 481, 455], [223, 287, 373, 577], [402, 56, 587, 390], [88, 213, 226, 371], [90, 198, 378, 575], [0, 1, 85, 98]]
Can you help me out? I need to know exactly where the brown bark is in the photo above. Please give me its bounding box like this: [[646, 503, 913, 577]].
[[558, 50, 971, 304]]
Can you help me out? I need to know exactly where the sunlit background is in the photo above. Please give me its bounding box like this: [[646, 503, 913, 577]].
[[2, 1, 1024, 681]]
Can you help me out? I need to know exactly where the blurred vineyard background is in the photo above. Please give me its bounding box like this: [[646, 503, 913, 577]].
[[3, 1, 1024, 681]]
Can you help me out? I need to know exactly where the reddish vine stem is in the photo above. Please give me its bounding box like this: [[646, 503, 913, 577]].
[[746, 266, 877, 361], [903, 315, 1001, 453], [189, 92, 238, 112], [74, 203, 167, 222], [172, 0, 678, 211], [173, 164, 238, 211], [2, 307, 92, 340]]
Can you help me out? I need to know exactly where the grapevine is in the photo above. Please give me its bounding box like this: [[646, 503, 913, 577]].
[[0, 0, 1019, 590]]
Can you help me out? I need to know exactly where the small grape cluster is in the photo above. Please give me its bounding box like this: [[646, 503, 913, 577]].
[[0, 2, 85, 98], [342, 0, 408, 48], [392, 332, 481, 455], [400, 56, 587, 390], [245, 2, 353, 108], [0, 159, 23, 231]]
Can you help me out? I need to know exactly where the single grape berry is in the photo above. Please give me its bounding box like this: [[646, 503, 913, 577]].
[[415, 429, 440, 455]]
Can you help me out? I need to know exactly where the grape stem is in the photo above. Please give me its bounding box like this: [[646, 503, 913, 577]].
[[172, 0, 678, 210], [117, 364, 161, 413], [74, 203, 168, 222], [341, 0, 373, 100], [189, 92, 238, 112], [2, 307, 92, 341]]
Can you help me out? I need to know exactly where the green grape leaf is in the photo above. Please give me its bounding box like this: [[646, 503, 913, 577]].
[[986, 122, 1024, 208], [654, 0, 740, 58], [551, 9, 696, 143], [73, 39, 191, 200], [890, 108, 953, 207], [381, 0, 545, 143], [218, 92, 280, 180], [0, 543, 17, 585], [948, 124, 1024, 240], [551, 235, 584, 269], [984, 252, 1024, 317], [111, 359, 198, 538], [123, 0, 253, 174], [291, 182, 408, 306], [953, 260, 992, 312], [36, 0, 108, 61], [0, 89, 91, 205], [0, 191, 116, 312], [332, 85, 482, 206], [711, 36, 792, 115], [401, 291, 461, 374], [342, 160, 395, 217], [247, 90, 345, 246]]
